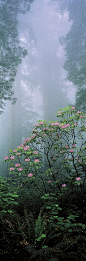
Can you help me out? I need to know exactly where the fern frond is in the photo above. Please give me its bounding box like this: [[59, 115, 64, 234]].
[[29, 246, 51, 260], [35, 209, 46, 239]]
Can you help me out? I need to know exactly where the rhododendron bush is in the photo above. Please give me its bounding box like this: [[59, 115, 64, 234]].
[[4, 106, 86, 194]]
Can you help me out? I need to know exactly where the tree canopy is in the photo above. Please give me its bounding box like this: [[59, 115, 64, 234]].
[[59, 0, 86, 111], [0, 0, 33, 113]]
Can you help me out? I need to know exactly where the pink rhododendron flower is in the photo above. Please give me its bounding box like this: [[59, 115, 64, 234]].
[[13, 150, 17, 152], [65, 145, 69, 148], [69, 149, 74, 152], [62, 184, 66, 187], [16, 153, 20, 156], [74, 123, 77, 126], [80, 115, 83, 118], [66, 123, 70, 127], [76, 177, 81, 181], [33, 129, 37, 132], [24, 138, 31, 142], [34, 159, 39, 162], [71, 106, 75, 109], [58, 111, 62, 114], [31, 135, 36, 139], [10, 156, 15, 160], [28, 173, 33, 177], [17, 145, 22, 148], [33, 151, 38, 154], [51, 122, 59, 126], [25, 158, 30, 162], [10, 167, 15, 171], [62, 123, 70, 128], [40, 121, 44, 124], [24, 146, 30, 151], [18, 167, 23, 171], [72, 144, 76, 147], [60, 151, 64, 153], [34, 124, 39, 126], [15, 163, 20, 167], [61, 125, 66, 129], [78, 160, 81, 163], [4, 156, 9, 160], [42, 134, 46, 137], [47, 180, 51, 183], [77, 111, 81, 113]]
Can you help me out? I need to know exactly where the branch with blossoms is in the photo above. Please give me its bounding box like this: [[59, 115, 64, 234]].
[[4, 106, 86, 194]]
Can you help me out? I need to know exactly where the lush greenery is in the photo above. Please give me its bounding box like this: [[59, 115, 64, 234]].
[[1, 106, 86, 260]]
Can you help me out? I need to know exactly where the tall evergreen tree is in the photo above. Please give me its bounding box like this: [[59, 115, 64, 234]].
[[59, 0, 86, 111], [0, 0, 33, 113]]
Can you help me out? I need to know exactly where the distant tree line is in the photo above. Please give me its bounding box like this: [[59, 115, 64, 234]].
[[58, 0, 86, 111]]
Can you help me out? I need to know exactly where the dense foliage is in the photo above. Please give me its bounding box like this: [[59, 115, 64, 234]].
[[1, 106, 86, 260], [5, 105, 86, 190], [0, 0, 34, 113]]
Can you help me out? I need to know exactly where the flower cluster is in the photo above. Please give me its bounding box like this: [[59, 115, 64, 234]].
[[61, 123, 70, 128], [4, 106, 86, 193], [15, 163, 20, 167], [4, 156, 9, 161]]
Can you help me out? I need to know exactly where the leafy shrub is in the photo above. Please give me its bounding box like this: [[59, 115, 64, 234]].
[[0, 176, 18, 217], [3, 105, 86, 260], [4, 106, 86, 195], [4, 106, 86, 221], [2, 201, 85, 261], [15, 185, 43, 217]]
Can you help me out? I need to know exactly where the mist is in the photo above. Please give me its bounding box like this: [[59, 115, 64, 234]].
[[0, 0, 75, 176]]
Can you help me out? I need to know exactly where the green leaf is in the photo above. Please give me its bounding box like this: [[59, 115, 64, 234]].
[[0, 210, 7, 214], [46, 206, 52, 209], [8, 210, 13, 213], [42, 245, 48, 249], [36, 234, 46, 241], [68, 229, 72, 232]]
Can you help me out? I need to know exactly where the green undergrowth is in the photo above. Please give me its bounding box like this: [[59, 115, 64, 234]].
[[0, 175, 86, 261]]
